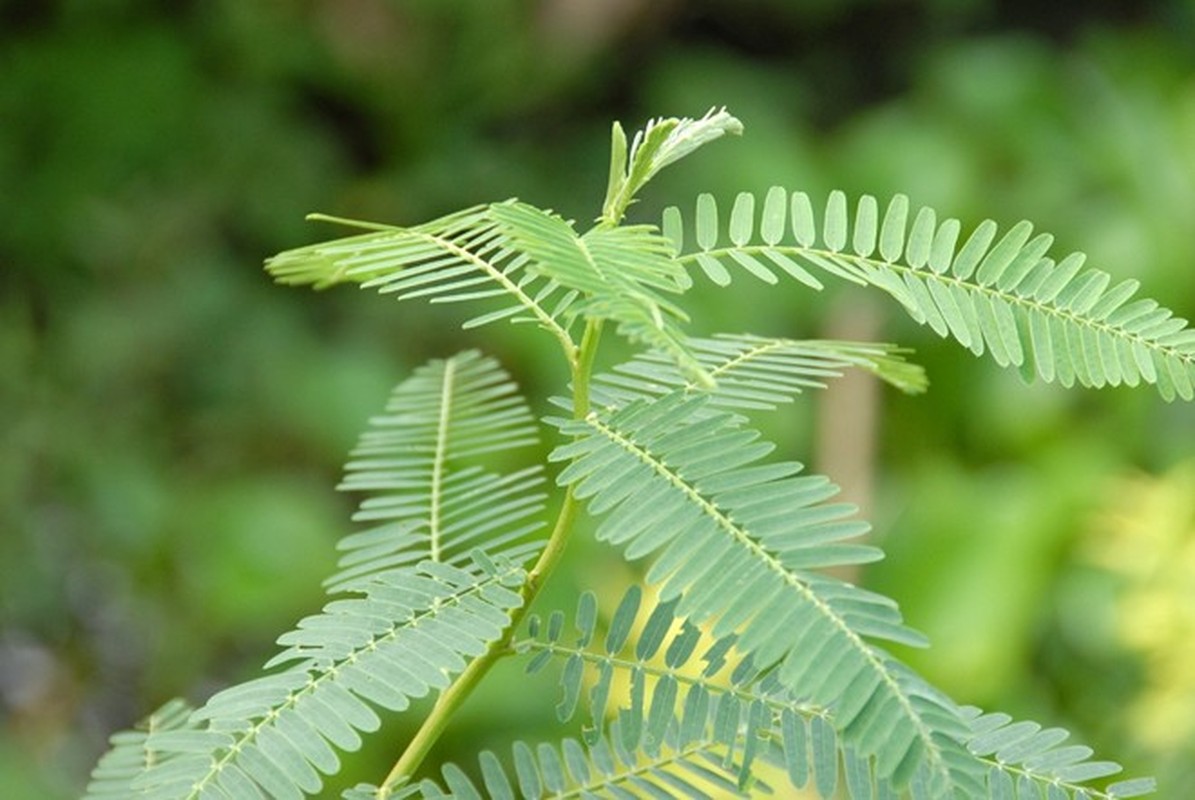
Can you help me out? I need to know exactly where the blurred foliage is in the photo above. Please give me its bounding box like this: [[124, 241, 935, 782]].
[[2, 0, 1193, 796], [1066, 460, 1195, 790]]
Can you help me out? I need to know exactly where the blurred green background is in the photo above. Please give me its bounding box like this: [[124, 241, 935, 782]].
[[3, 1, 1195, 796]]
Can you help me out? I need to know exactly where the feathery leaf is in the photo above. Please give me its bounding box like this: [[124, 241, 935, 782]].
[[136, 552, 530, 800], [492, 200, 712, 386], [265, 205, 578, 352], [125, 353, 546, 799], [331, 350, 547, 590], [547, 392, 975, 795], [406, 705, 761, 798], [962, 707, 1151, 799], [82, 699, 195, 800], [604, 108, 743, 224], [583, 333, 927, 413], [665, 189, 1195, 400]]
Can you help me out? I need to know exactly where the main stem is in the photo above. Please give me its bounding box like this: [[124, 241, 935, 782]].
[[379, 319, 604, 796]]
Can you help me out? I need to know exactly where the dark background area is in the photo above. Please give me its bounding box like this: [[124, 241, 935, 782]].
[[3, 1, 1194, 796]]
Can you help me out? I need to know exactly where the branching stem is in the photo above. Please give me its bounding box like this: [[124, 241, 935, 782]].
[[378, 318, 604, 796]]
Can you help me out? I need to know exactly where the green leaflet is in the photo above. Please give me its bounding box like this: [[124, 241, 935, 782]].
[[399, 708, 760, 799], [134, 553, 530, 800], [583, 333, 928, 412], [331, 351, 547, 590], [82, 699, 195, 800], [603, 107, 743, 225], [106, 353, 548, 800], [508, 589, 1146, 799], [961, 707, 1156, 799], [517, 588, 843, 795], [545, 392, 975, 794], [394, 591, 1139, 800], [265, 204, 579, 352], [518, 589, 825, 748], [490, 200, 713, 387], [665, 188, 1195, 400]]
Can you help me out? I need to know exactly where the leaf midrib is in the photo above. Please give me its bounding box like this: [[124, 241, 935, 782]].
[[430, 357, 455, 563], [515, 638, 828, 724], [179, 564, 523, 799], [682, 244, 1194, 366], [582, 412, 953, 788], [410, 228, 578, 362]]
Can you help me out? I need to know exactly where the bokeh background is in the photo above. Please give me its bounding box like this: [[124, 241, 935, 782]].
[[3, 1, 1195, 796]]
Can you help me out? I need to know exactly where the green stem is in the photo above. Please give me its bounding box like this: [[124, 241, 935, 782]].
[[378, 319, 604, 796], [572, 318, 603, 418]]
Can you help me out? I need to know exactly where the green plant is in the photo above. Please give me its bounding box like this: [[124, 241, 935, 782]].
[[84, 108, 1193, 799]]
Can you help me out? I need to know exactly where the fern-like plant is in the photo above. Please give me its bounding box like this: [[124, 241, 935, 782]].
[[85, 108, 1194, 799]]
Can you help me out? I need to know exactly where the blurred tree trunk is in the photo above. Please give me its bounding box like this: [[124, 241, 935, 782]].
[[815, 295, 883, 584]]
